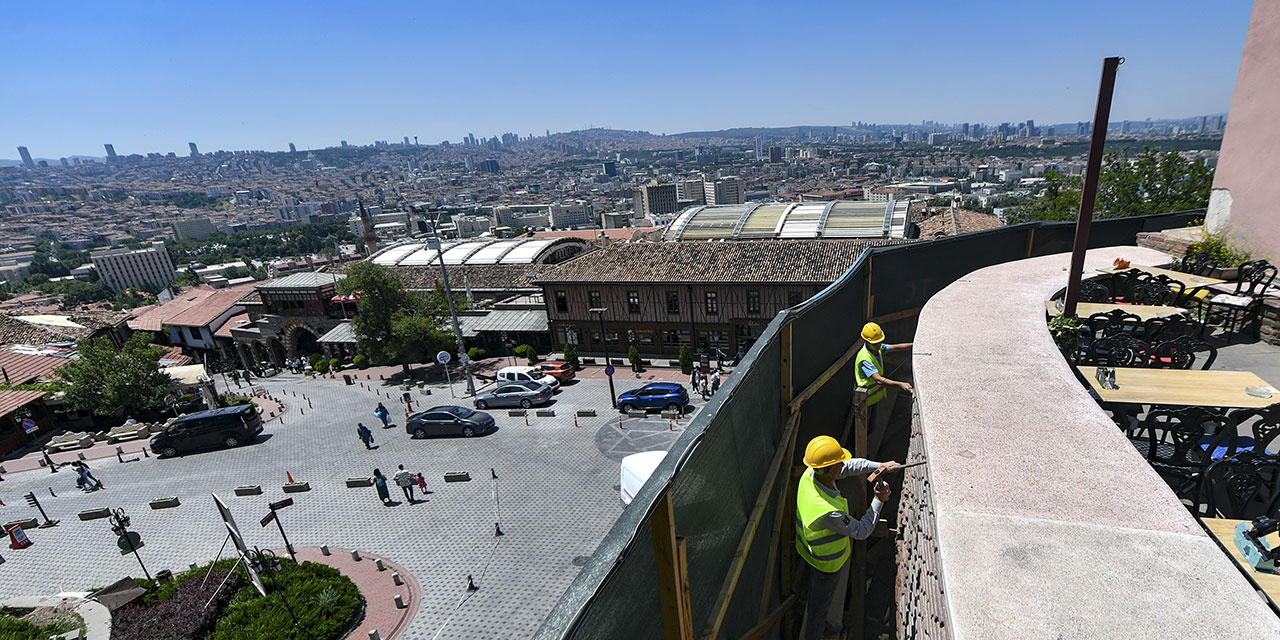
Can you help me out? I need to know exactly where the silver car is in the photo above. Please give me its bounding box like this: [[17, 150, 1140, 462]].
[[474, 381, 553, 409]]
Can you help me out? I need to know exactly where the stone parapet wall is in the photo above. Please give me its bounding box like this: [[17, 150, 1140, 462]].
[[1262, 298, 1280, 346], [895, 403, 950, 640], [1136, 230, 1195, 257]]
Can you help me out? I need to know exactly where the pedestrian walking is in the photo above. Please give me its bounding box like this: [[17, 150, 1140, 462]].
[[700, 376, 710, 400], [356, 422, 374, 449], [242, 369, 253, 385], [75, 461, 102, 491], [690, 368, 701, 393], [375, 402, 391, 428], [394, 464, 415, 503], [734, 348, 745, 366], [710, 370, 721, 395], [372, 468, 391, 506], [230, 369, 241, 388], [417, 472, 427, 494]]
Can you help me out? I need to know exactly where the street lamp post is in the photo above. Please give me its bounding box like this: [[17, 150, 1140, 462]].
[[589, 308, 616, 408], [412, 203, 475, 395]]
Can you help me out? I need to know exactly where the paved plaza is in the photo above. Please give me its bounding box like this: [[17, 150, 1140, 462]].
[[0, 371, 698, 639]]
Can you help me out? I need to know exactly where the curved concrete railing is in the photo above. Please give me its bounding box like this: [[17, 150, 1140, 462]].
[[909, 245, 1280, 638]]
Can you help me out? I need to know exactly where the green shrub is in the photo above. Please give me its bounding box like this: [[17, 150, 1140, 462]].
[[563, 343, 579, 369], [218, 393, 254, 408], [678, 345, 693, 368], [467, 346, 488, 361], [1186, 232, 1252, 268], [328, 357, 341, 371], [628, 345, 641, 369], [206, 560, 361, 640], [0, 613, 79, 640], [1048, 314, 1084, 361], [353, 354, 368, 369], [514, 344, 537, 363], [314, 359, 329, 374]]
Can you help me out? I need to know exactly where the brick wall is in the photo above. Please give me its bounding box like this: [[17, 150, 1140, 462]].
[[895, 403, 951, 639], [1136, 230, 1194, 257], [1262, 298, 1280, 346]]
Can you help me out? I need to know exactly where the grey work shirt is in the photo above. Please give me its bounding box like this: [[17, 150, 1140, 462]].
[[813, 458, 884, 541]]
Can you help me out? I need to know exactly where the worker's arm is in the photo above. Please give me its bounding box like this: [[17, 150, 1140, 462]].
[[816, 481, 892, 540], [870, 371, 912, 391], [837, 457, 901, 480], [884, 342, 913, 352]]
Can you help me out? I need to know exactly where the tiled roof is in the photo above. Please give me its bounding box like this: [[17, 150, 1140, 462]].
[[916, 209, 1005, 238], [0, 350, 72, 385], [317, 322, 356, 344], [0, 389, 46, 418], [127, 283, 258, 331], [537, 239, 909, 284], [158, 345, 192, 367], [214, 313, 252, 338], [0, 315, 84, 345]]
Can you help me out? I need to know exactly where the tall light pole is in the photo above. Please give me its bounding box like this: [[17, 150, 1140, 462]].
[[413, 203, 475, 395], [589, 307, 616, 408]]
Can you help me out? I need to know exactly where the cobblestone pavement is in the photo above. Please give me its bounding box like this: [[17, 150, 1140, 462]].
[[0, 374, 698, 639]]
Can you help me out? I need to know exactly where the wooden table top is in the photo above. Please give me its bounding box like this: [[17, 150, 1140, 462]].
[[1077, 366, 1278, 408], [1201, 517, 1280, 607], [1045, 300, 1187, 320], [1097, 265, 1227, 288]]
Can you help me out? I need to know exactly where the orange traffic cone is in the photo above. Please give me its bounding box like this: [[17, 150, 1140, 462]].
[[573, 415, 579, 428], [287, 471, 295, 484], [524, 414, 530, 427], [618, 415, 625, 431], [669, 419, 675, 432]]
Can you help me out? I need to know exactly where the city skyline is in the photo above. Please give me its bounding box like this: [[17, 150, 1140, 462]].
[[3, 0, 1254, 158]]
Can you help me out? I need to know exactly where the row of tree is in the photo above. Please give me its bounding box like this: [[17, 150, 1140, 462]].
[[1007, 148, 1214, 223], [337, 262, 458, 374]]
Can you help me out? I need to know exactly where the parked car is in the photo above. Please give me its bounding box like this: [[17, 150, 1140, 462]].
[[474, 381, 553, 409], [620, 450, 667, 505], [406, 405, 496, 438], [618, 382, 690, 414], [496, 365, 561, 391], [536, 360, 576, 383], [151, 404, 263, 458]]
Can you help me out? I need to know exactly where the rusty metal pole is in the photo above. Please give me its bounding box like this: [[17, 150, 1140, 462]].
[[1063, 56, 1123, 318]]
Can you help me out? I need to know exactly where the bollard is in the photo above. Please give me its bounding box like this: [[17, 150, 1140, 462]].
[[49, 487, 57, 498], [77, 452, 86, 460], [375, 558, 385, 571], [392, 571, 403, 586], [369, 631, 382, 640], [320, 545, 330, 556], [467, 574, 479, 591], [394, 594, 406, 609], [351, 550, 362, 561]]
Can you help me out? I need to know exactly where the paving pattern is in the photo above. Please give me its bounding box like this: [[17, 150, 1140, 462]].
[[0, 373, 700, 639]]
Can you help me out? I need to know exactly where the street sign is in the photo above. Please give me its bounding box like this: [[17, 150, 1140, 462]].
[[116, 531, 143, 555], [260, 511, 277, 527], [20, 418, 36, 434], [436, 351, 452, 364], [268, 498, 294, 511], [604, 365, 615, 376]]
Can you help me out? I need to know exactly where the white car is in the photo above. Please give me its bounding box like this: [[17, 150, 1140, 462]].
[[496, 365, 560, 391], [620, 450, 667, 505]]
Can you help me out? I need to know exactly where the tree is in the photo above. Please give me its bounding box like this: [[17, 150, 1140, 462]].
[[563, 343, 579, 370], [337, 262, 452, 373], [1005, 169, 1081, 223], [57, 333, 172, 419], [627, 345, 642, 372], [173, 271, 202, 287]]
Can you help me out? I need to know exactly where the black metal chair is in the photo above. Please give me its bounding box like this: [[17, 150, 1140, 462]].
[[1087, 309, 1142, 338], [1227, 402, 1280, 457], [1191, 260, 1278, 340], [1079, 279, 1112, 303], [1198, 452, 1280, 519], [1082, 334, 1148, 367], [1148, 335, 1217, 370], [1109, 268, 1145, 303], [1140, 314, 1200, 343], [1130, 408, 1236, 499], [1131, 274, 1186, 306], [1181, 251, 1216, 277]]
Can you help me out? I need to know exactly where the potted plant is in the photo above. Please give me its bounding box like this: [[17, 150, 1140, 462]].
[[678, 345, 693, 374], [563, 343, 580, 370], [628, 345, 642, 373], [1048, 314, 1084, 362]]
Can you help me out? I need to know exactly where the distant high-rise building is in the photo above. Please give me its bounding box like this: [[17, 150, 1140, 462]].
[[601, 161, 617, 177], [404, 136, 411, 146], [962, 123, 970, 137], [704, 177, 746, 205], [464, 156, 475, 172], [17, 146, 34, 169], [1026, 120, 1036, 136], [1121, 120, 1130, 134], [754, 136, 763, 159], [636, 182, 679, 217], [1198, 116, 1207, 133], [104, 144, 117, 161], [340, 140, 349, 148], [289, 142, 297, 153], [60, 157, 69, 167], [478, 159, 500, 173], [1212, 115, 1225, 131], [768, 146, 783, 163], [188, 142, 199, 157], [90, 242, 176, 292], [677, 179, 705, 205]]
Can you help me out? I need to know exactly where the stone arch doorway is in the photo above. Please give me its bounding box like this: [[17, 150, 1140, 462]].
[[252, 342, 271, 368], [268, 338, 286, 368], [286, 323, 322, 359]]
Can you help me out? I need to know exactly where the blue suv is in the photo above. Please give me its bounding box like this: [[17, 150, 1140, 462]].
[[618, 382, 690, 414]]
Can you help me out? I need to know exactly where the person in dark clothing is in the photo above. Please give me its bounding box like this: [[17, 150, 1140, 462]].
[[375, 402, 391, 428], [356, 423, 374, 449], [372, 469, 391, 505]]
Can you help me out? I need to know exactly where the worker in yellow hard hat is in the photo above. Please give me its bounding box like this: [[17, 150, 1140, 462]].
[[854, 322, 913, 426], [795, 435, 900, 640]]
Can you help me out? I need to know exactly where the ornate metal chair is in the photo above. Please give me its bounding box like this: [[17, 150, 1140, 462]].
[[1130, 408, 1236, 499], [1227, 402, 1280, 457], [1079, 279, 1112, 303], [1131, 273, 1186, 306], [1191, 260, 1278, 340], [1148, 335, 1217, 370], [1198, 452, 1280, 519], [1108, 268, 1145, 303], [1181, 251, 1216, 277]]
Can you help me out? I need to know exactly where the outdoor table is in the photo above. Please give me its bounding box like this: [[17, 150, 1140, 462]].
[[1077, 366, 1278, 409], [1201, 517, 1280, 610], [1097, 265, 1227, 289], [1045, 300, 1187, 320]]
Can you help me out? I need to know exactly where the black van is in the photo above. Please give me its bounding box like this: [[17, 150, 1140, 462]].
[[150, 404, 264, 458]]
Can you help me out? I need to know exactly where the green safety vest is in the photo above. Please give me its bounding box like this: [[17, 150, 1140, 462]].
[[854, 344, 886, 406], [794, 467, 851, 573]]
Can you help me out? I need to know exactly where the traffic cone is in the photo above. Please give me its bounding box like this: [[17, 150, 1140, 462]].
[[669, 419, 675, 432], [1, 497, 6, 506], [49, 487, 57, 498], [618, 415, 625, 431], [524, 414, 530, 427], [299, 406, 304, 415], [287, 472, 295, 483], [574, 415, 579, 428]]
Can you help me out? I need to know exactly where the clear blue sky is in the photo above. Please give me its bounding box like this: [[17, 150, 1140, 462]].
[[3, 0, 1255, 158]]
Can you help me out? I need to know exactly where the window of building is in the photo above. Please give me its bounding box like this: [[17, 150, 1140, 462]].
[[666, 291, 680, 314], [589, 290, 602, 309], [788, 291, 804, 307], [747, 290, 761, 314], [627, 291, 640, 314], [705, 291, 719, 315], [555, 291, 568, 313]]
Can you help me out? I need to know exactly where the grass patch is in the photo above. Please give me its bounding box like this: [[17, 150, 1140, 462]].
[[0, 612, 80, 640], [109, 558, 361, 640]]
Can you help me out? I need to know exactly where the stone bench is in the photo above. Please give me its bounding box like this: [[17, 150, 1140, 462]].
[[106, 425, 152, 444], [149, 497, 180, 509], [283, 481, 311, 493], [79, 508, 111, 521], [45, 434, 94, 453], [5, 518, 39, 531], [536, 409, 556, 417], [346, 477, 373, 488], [234, 485, 262, 496], [576, 409, 597, 417]]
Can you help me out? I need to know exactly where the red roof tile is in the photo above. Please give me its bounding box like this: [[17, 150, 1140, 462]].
[[0, 389, 46, 418], [127, 283, 258, 331], [0, 350, 69, 385]]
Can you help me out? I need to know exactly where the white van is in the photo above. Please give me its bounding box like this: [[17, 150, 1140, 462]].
[[496, 365, 561, 391]]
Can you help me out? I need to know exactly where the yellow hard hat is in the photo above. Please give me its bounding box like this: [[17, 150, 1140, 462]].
[[803, 435, 851, 469], [861, 322, 884, 344]]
